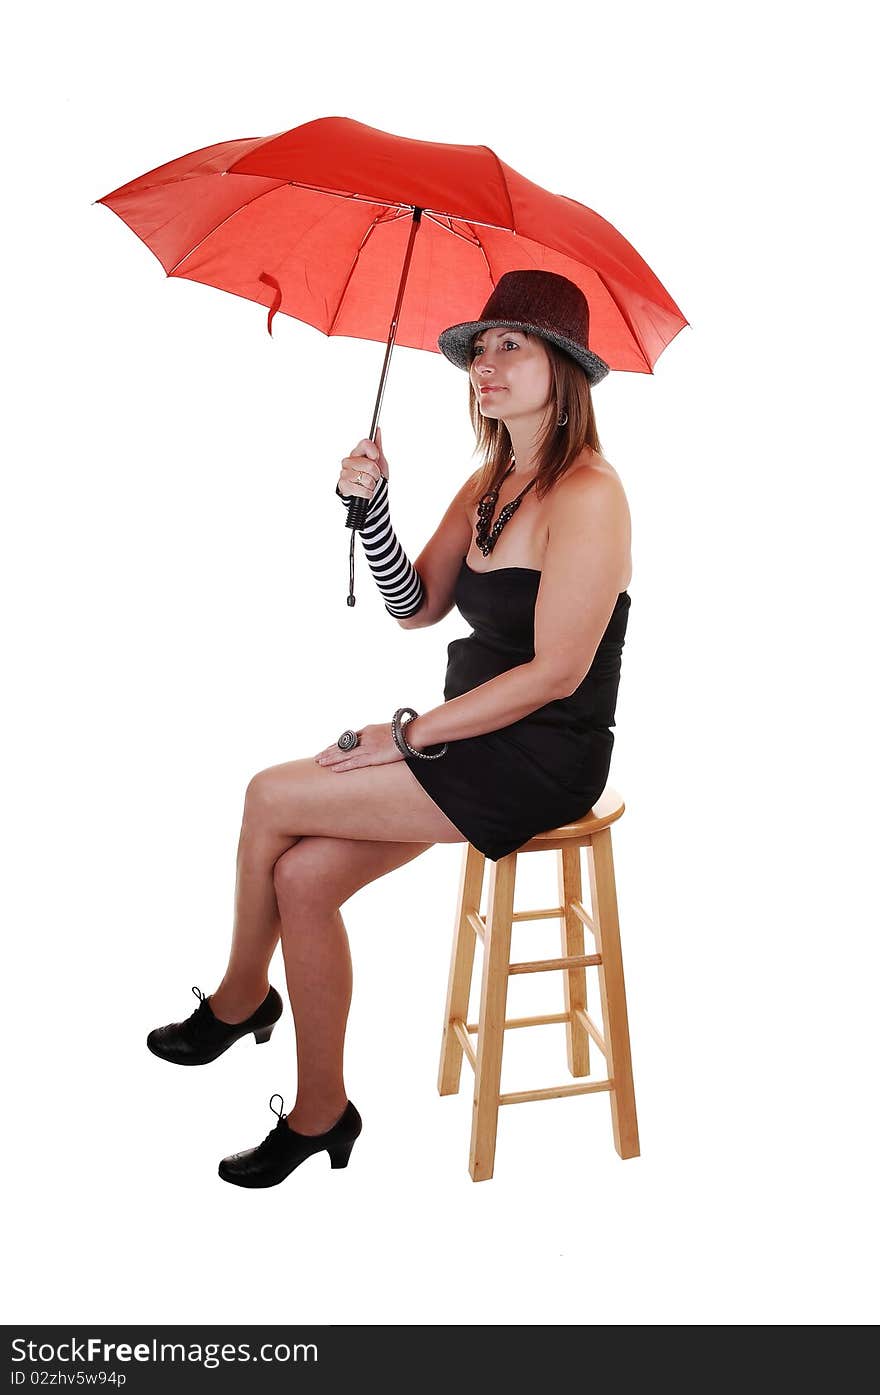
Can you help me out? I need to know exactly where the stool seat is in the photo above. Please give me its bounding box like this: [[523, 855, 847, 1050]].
[[518, 787, 625, 850], [438, 783, 639, 1181]]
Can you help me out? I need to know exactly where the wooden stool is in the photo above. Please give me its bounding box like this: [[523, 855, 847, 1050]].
[[437, 786, 639, 1181]]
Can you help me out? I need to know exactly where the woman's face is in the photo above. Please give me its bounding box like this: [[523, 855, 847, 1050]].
[[469, 327, 554, 424]]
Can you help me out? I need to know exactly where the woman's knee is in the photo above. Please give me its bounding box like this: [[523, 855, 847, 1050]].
[[273, 839, 340, 909], [273, 836, 431, 911], [244, 766, 288, 827]]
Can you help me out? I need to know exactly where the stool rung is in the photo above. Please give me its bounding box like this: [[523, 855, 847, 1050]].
[[570, 898, 596, 936], [466, 906, 570, 941], [574, 1007, 607, 1057], [466, 911, 485, 941], [451, 1018, 477, 1070], [464, 1011, 572, 1033], [452, 1010, 611, 1093], [499, 1079, 614, 1105], [509, 952, 602, 975]]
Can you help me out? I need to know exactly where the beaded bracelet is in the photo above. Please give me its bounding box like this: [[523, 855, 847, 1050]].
[[391, 706, 448, 760]]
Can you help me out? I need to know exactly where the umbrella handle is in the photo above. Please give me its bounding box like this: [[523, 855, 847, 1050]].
[[344, 432, 376, 607], [345, 494, 370, 531]]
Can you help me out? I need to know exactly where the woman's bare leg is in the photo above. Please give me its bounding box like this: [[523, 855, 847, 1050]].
[[208, 823, 300, 1023], [207, 755, 463, 1027], [273, 835, 434, 1134]]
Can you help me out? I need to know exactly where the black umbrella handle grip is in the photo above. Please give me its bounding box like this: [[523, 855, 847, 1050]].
[[345, 494, 370, 532]]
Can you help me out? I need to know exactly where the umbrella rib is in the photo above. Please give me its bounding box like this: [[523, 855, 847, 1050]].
[[166, 182, 296, 276], [166, 183, 412, 278], [423, 213, 496, 284], [590, 266, 652, 371], [327, 208, 411, 336], [422, 212, 481, 247], [463, 222, 496, 284], [422, 208, 520, 236]]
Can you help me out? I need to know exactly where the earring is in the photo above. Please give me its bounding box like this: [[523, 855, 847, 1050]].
[[557, 410, 568, 427]]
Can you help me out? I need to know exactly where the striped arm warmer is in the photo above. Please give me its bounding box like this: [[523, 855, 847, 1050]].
[[336, 476, 425, 619]]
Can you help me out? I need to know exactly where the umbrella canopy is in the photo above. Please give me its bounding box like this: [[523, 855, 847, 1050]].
[[95, 115, 686, 375], [96, 115, 688, 606]]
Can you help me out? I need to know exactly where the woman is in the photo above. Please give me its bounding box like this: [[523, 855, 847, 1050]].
[[146, 270, 632, 1188]]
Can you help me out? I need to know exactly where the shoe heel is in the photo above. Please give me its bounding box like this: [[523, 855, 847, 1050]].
[[328, 1140, 356, 1169], [253, 1025, 274, 1045]]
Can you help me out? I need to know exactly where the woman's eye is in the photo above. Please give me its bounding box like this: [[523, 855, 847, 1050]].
[[472, 341, 518, 359]]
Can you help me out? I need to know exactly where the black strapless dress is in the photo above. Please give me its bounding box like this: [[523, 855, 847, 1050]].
[[404, 557, 631, 862]]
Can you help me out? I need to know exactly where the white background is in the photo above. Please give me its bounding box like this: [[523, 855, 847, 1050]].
[[3, 0, 878, 1327]]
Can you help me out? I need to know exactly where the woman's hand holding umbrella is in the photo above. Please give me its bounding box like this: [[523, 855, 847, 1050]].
[[337, 425, 389, 500], [334, 428, 425, 619]]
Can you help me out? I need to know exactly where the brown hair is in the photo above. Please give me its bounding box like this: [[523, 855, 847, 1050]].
[[463, 333, 604, 507]]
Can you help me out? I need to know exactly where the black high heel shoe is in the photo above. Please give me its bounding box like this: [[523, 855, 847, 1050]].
[[218, 1094, 363, 1188], [147, 985, 283, 1066]]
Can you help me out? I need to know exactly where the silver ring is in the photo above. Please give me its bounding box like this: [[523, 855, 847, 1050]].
[[337, 729, 359, 752]]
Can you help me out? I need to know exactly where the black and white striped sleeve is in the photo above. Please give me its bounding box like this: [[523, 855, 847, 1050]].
[[336, 476, 425, 619]]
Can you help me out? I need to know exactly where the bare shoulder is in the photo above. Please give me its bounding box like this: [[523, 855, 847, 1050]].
[[551, 449, 628, 508], [549, 449, 632, 589]]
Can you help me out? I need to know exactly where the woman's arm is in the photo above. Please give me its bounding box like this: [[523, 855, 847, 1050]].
[[405, 660, 571, 749], [340, 463, 480, 629], [337, 474, 424, 618], [405, 469, 630, 751]]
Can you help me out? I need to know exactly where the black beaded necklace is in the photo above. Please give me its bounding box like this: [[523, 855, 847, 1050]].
[[475, 455, 538, 557]]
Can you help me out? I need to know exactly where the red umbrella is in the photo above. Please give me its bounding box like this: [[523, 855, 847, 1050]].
[[95, 115, 687, 605]]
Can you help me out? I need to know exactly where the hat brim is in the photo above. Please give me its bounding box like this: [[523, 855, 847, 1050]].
[[437, 318, 610, 386]]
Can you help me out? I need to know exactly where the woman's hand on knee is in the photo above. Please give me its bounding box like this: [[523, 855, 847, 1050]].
[[314, 722, 403, 772]]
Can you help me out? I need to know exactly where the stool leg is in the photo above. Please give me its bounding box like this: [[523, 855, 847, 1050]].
[[469, 852, 516, 1181], [588, 828, 640, 1158], [557, 844, 591, 1078], [438, 843, 485, 1096]]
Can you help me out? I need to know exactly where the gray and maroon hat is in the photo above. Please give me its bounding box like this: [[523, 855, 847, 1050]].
[[437, 270, 610, 386]]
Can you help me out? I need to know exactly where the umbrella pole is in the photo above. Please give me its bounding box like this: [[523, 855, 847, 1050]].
[[345, 206, 423, 607]]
